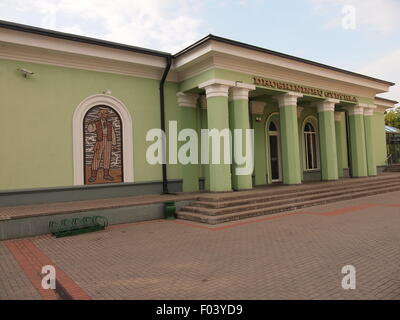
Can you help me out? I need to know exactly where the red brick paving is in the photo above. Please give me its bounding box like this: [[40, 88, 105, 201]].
[[1, 190, 400, 300], [5, 238, 91, 300]]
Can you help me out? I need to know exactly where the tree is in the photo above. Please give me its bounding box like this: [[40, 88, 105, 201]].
[[385, 108, 400, 129]]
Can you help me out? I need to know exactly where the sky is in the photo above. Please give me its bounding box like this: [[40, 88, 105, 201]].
[[0, 0, 399, 102]]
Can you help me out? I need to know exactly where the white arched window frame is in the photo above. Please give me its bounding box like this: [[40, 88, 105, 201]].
[[73, 94, 134, 185], [302, 116, 320, 171], [265, 112, 282, 182]]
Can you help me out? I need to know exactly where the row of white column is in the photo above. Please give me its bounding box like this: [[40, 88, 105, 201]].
[[177, 80, 377, 191]]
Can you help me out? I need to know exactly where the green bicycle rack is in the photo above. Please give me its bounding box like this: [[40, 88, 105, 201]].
[[49, 216, 109, 238]]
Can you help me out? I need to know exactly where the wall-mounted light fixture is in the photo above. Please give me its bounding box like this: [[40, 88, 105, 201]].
[[18, 68, 34, 78], [102, 90, 112, 95], [255, 117, 262, 122]]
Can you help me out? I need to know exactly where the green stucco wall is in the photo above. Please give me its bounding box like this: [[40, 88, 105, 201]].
[[0, 59, 389, 192], [0, 58, 181, 190]]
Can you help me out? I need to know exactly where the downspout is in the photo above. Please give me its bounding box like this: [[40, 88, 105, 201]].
[[159, 55, 172, 194]]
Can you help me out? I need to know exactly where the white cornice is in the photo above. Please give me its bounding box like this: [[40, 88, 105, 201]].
[[1, 27, 393, 96], [0, 29, 166, 67], [0, 41, 179, 81], [374, 97, 397, 109], [175, 40, 391, 95], [210, 41, 390, 93]]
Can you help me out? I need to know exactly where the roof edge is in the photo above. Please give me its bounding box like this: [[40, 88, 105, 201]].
[[174, 34, 395, 87], [375, 96, 399, 105], [0, 20, 171, 58]]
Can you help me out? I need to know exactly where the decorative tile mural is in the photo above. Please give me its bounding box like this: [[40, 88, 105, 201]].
[[83, 105, 123, 184]]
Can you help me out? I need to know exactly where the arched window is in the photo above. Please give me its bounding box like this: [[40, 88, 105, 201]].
[[73, 94, 133, 185], [266, 115, 281, 182], [304, 122, 318, 170], [83, 105, 123, 184], [269, 121, 277, 132]]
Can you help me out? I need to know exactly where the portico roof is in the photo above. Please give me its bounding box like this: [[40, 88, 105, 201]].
[[174, 34, 395, 87]]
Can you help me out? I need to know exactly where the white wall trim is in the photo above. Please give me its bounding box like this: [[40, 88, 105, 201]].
[[265, 112, 282, 182], [72, 94, 134, 185]]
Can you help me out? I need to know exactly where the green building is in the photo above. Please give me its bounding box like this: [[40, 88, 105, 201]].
[[0, 20, 398, 204]]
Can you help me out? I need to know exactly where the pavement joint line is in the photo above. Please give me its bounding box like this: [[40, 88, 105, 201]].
[[5, 239, 92, 300]]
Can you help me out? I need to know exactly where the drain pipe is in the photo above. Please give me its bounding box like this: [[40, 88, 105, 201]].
[[159, 55, 172, 194]]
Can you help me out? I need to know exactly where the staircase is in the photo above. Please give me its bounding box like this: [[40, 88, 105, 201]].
[[384, 164, 400, 172], [177, 174, 400, 224]]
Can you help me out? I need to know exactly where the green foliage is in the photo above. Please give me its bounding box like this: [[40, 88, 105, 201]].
[[385, 109, 400, 129]]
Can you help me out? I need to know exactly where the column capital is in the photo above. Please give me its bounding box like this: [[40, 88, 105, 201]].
[[229, 83, 256, 101], [364, 105, 376, 116], [198, 79, 235, 98], [316, 98, 340, 113], [250, 101, 266, 115], [346, 105, 364, 115], [176, 92, 199, 108], [274, 92, 303, 107], [334, 112, 345, 121]]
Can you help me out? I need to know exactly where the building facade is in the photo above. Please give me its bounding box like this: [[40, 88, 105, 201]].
[[0, 21, 398, 199]]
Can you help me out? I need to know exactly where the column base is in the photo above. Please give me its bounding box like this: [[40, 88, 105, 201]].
[[208, 190, 233, 193], [232, 187, 253, 191]]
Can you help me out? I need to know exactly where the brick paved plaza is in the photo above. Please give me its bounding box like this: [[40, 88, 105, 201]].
[[1, 191, 400, 300]]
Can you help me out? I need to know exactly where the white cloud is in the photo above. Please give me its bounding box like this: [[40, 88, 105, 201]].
[[359, 49, 400, 102], [0, 0, 204, 53], [310, 0, 400, 34]]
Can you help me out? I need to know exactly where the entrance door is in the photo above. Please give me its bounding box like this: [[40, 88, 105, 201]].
[[268, 120, 281, 182], [269, 135, 280, 181]]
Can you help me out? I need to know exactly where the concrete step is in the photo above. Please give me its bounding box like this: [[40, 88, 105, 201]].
[[177, 183, 400, 224], [189, 177, 400, 210], [384, 165, 400, 172], [181, 180, 400, 216], [196, 174, 400, 204]]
